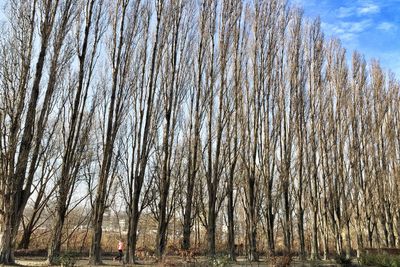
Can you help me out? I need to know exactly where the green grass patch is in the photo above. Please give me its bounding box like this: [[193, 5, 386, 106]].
[[360, 253, 400, 267]]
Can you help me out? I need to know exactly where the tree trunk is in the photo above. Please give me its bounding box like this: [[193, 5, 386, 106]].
[[126, 181, 142, 264], [182, 149, 196, 249], [207, 198, 216, 257], [385, 204, 395, 248], [396, 211, 400, 248], [227, 174, 235, 261], [0, 235, 13, 265], [355, 205, 364, 258], [247, 213, 258, 261], [18, 229, 32, 250], [283, 181, 291, 253], [126, 214, 138, 264], [298, 209, 306, 259], [266, 200, 275, 255], [0, 214, 16, 264], [367, 218, 373, 248], [310, 203, 319, 259], [18, 205, 41, 250], [247, 171, 258, 261], [322, 212, 329, 260], [345, 221, 351, 259], [89, 202, 104, 265], [47, 201, 68, 264], [156, 184, 169, 259], [182, 201, 193, 250]]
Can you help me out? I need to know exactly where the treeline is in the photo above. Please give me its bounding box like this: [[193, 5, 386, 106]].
[[0, 0, 399, 265]]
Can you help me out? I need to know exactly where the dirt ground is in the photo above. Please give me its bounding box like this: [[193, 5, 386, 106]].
[[10, 256, 356, 267]]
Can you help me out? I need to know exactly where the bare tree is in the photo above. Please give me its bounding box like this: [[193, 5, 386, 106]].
[[0, 0, 61, 263], [46, 0, 106, 263], [225, 1, 245, 260], [89, 0, 135, 263], [155, 0, 191, 258], [117, 0, 164, 263], [305, 18, 324, 260], [181, 0, 206, 253], [203, 0, 234, 257]]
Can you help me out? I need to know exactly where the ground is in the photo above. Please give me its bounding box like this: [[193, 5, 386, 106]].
[[8, 256, 358, 266]]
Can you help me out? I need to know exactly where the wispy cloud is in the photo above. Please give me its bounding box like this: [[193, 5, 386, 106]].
[[289, 0, 400, 78], [337, 7, 354, 18], [323, 19, 373, 41], [357, 3, 381, 15], [346, 20, 373, 32], [377, 22, 397, 31], [327, 2, 383, 47], [334, 2, 381, 19]]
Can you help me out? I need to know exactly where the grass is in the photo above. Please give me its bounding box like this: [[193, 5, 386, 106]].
[[359, 253, 400, 267]]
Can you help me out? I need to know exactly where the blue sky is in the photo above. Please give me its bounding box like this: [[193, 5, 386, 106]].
[[292, 0, 400, 77]]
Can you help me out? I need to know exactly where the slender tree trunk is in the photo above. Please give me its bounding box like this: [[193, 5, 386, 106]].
[[207, 195, 216, 257], [298, 209, 305, 259], [126, 213, 138, 263], [227, 168, 235, 261], [47, 199, 68, 263], [182, 184, 194, 250], [0, 210, 16, 264], [18, 226, 33, 250], [90, 207, 104, 265], [266, 197, 275, 255], [345, 221, 351, 259], [247, 177, 258, 261]]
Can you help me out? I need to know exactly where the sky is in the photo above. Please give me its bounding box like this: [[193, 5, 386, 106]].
[[0, 0, 399, 77], [291, 0, 400, 78]]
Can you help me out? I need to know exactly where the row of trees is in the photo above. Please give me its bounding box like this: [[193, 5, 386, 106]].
[[0, 0, 399, 265]]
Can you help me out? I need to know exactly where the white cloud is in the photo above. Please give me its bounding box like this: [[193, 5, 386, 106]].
[[357, 3, 380, 15], [346, 20, 373, 33], [340, 33, 357, 42], [335, 2, 381, 19], [322, 19, 372, 42], [336, 7, 355, 18], [377, 22, 397, 32]]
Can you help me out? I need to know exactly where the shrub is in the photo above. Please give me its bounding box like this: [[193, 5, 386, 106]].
[[56, 251, 78, 267], [209, 255, 230, 267], [334, 254, 353, 266], [275, 255, 293, 267], [359, 253, 400, 267], [14, 248, 47, 257]]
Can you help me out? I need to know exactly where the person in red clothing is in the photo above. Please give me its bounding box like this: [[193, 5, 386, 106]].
[[114, 239, 124, 262]]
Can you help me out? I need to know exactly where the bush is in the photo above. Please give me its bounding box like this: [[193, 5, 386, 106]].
[[276, 255, 293, 267], [209, 255, 230, 267], [360, 253, 400, 267], [334, 254, 353, 266], [56, 251, 78, 267], [14, 248, 47, 257]]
